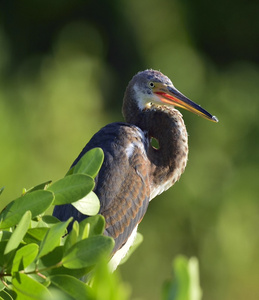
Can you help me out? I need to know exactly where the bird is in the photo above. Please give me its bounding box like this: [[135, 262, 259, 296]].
[[53, 69, 218, 271]]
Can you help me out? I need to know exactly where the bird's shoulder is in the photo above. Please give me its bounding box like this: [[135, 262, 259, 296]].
[[72, 122, 148, 167], [92, 122, 147, 147], [89, 122, 150, 204]]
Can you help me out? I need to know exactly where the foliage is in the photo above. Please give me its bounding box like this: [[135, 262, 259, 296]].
[[0, 147, 202, 300], [0, 148, 114, 299], [163, 256, 202, 300]]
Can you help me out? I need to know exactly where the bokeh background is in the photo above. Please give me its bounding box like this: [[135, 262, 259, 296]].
[[1, 1, 259, 299]]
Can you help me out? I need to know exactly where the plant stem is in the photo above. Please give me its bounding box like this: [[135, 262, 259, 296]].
[[1, 277, 10, 288], [1, 261, 63, 280]]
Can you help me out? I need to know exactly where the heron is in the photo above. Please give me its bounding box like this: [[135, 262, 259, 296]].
[[53, 69, 218, 271]]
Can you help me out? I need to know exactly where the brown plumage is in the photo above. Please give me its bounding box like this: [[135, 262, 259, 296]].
[[53, 69, 218, 271]]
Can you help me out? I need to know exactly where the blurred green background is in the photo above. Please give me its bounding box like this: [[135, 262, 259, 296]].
[[0, 0, 259, 299]]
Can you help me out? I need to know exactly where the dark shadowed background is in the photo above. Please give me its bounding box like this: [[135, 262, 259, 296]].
[[1, 0, 259, 299]]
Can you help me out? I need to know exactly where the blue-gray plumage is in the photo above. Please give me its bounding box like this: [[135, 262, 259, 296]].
[[53, 69, 218, 270], [54, 123, 150, 255]]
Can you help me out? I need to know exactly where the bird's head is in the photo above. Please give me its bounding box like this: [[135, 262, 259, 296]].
[[123, 69, 218, 123]]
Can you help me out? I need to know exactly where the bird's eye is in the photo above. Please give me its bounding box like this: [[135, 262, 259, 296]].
[[149, 82, 155, 88]]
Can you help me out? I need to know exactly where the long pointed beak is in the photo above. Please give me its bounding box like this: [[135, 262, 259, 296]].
[[154, 84, 218, 122]]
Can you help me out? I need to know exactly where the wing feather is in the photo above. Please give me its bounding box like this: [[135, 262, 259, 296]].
[[53, 122, 150, 254]]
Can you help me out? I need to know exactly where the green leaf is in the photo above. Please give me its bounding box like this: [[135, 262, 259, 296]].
[[26, 181, 52, 194], [25, 228, 49, 243], [38, 246, 63, 269], [50, 275, 94, 300], [0, 187, 4, 196], [40, 215, 61, 227], [0, 280, 4, 292], [0, 190, 54, 229], [43, 289, 72, 300], [92, 258, 130, 300], [47, 174, 94, 206], [39, 246, 91, 279], [0, 241, 8, 266], [62, 236, 114, 269], [4, 211, 32, 255], [0, 289, 16, 300], [12, 243, 39, 274], [78, 215, 105, 238], [0, 231, 12, 242], [162, 256, 202, 300], [71, 191, 100, 216], [63, 221, 79, 253], [65, 166, 75, 176], [73, 147, 104, 178], [38, 218, 72, 258], [188, 258, 202, 300], [80, 223, 90, 240], [30, 215, 60, 229], [12, 273, 51, 300]]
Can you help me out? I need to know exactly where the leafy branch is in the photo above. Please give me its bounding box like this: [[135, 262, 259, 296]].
[[0, 147, 202, 300], [0, 148, 116, 299]]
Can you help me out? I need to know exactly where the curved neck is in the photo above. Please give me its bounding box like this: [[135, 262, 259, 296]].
[[126, 104, 189, 198]]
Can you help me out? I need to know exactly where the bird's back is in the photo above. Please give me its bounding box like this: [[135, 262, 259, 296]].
[[53, 122, 150, 254]]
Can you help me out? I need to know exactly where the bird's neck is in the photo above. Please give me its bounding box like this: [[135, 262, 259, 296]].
[[126, 104, 189, 199]]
